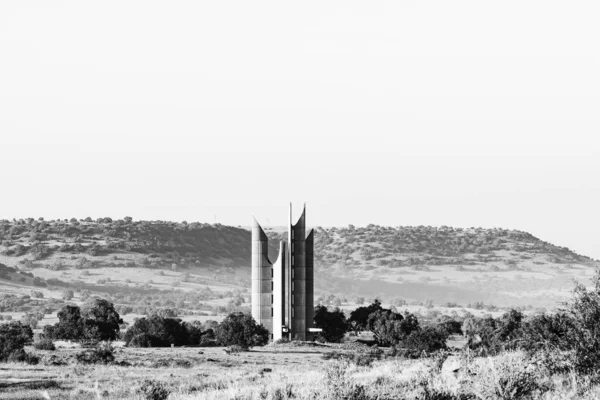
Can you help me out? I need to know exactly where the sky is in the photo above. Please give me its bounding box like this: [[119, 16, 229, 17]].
[[1, 1, 599, 259]]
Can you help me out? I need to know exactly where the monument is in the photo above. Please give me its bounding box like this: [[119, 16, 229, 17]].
[[251, 204, 316, 341]]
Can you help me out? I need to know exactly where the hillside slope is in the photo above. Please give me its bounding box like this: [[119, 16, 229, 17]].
[[0, 218, 597, 312]]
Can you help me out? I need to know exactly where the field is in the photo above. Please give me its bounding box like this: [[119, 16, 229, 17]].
[[0, 343, 330, 400], [3, 342, 600, 400]]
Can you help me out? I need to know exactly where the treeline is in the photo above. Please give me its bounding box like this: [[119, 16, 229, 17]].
[[307, 225, 592, 266]]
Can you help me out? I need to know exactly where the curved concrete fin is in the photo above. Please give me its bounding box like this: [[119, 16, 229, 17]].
[[252, 216, 268, 242], [306, 228, 314, 240], [306, 228, 314, 251], [272, 240, 285, 265], [293, 203, 306, 228]]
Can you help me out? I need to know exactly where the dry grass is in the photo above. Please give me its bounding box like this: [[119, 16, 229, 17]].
[[3, 346, 600, 399]]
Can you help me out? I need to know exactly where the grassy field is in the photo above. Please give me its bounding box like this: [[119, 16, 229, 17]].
[[3, 342, 600, 400]]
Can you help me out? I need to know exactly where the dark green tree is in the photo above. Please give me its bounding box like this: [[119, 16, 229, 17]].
[[124, 315, 189, 347], [349, 299, 383, 331], [313, 305, 349, 343], [43, 300, 122, 342], [0, 322, 33, 361], [367, 310, 420, 346], [81, 299, 123, 341], [215, 312, 269, 349]]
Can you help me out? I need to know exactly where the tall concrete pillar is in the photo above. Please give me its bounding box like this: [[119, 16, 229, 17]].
[[272, 241, 286, 341], [288, 204, 314, 341], [251, 217, 273, 333]]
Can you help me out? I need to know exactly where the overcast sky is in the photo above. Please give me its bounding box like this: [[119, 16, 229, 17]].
[[1, 1, 599, 258]]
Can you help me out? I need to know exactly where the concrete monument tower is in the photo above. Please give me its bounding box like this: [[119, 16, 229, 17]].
[[251, 204, 315, 341]]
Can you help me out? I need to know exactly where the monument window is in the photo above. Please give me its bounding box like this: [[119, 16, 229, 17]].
[[271, 308, 273, 317], [292, 256, 294, 265], [271, 281, 273, 290], [292, 308, 295, 318], [271, 268, 273, 278], [292, 269, 294, 279], [292, 281, 295, 292], [271, 294, 273, 304]]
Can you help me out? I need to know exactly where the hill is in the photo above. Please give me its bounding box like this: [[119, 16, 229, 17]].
[[0, 217, 598, 322]]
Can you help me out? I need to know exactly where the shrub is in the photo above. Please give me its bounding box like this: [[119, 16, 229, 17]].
[[518, 312, 575, 353], [33, 338, 56, 351], [0, 322, 34, 362], [322, 360, 368, 400], [6, 348, 39, 365], [348, 299, 384, 331], [124, 315, 189, 347], [465, 310, 524, 356], [314, 305, 349, 343], [44, 300, 123, 342], [469, 352, 548, 400], [129, 333, 155, 348], [368, 310, 420, 346], [139, 379, 170, 400], [226, 344, 245, 354], [560, 270, 600, 375], [61, 289, 74, 301], [76, 341, 115, 364], [322, 350, 382, 366], [215, 312, 269, 349], [399, 327, 448, 355]]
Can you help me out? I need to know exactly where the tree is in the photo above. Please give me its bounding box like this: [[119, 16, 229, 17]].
[[518, 312, 575, 353], [81, 299, 123, 341], [215, 312, 269, 349], [313, 305, 349, 343], [349, 299, 383, 331], [43, 305, 85, 340], [399, 326, 448, 354], [0, 322, 34, 361], [367, 310, 420, 346], [153, 308, 178, 318], [43, 300, 122, 342], [124, 315, 189, 347], [562, 269, 600, 374], [62, 289, 74, 301]]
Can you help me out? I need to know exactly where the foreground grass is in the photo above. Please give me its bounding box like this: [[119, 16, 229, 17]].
[[3, 346, 600, 399]]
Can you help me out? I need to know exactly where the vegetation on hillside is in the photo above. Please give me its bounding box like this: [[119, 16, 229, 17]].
[[1, 218, 598, 311], [0, 218, 593, 269]]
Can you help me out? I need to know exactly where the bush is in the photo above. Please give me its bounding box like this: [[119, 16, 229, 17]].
[[139, 379, 170, 400], [469, 352, 548, 400], [44, 299, 123, 342], [215, 312, 269, 349], [314, 305, 349, 343], [33, 338, 56, 351], [0, 322, 33, 362], [465, 310, 524, 356], [322, 360, 369, 400], [6, 348, 39, 365], [322, 350, 382, 367], [398, 327, 448, 355], [76, 341, 115, 364], [368, 310, 420, 346], [124, 316, 190, 347], [348, 300, 384, 331], [129, 333, 155, 348]]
